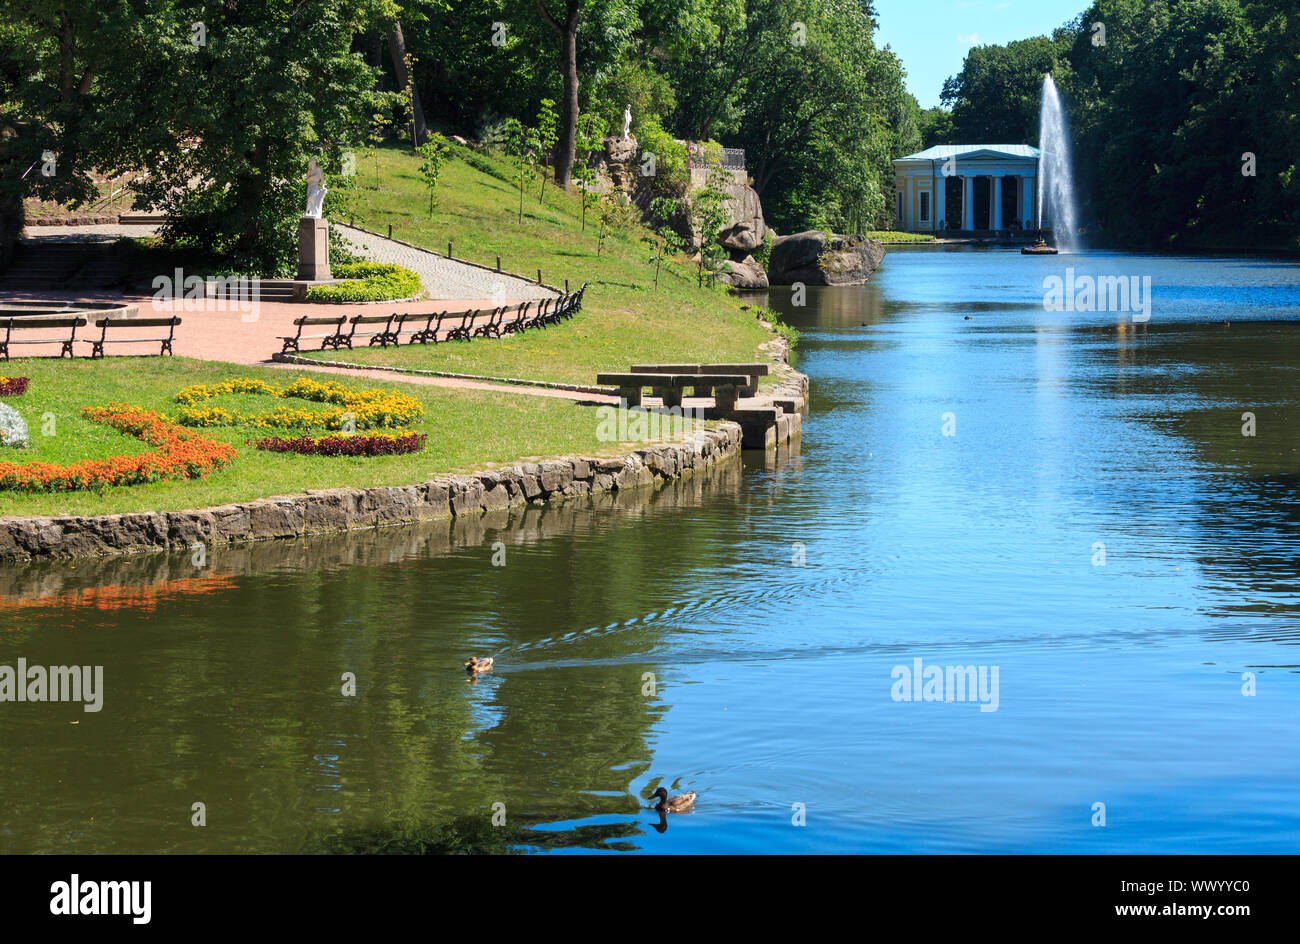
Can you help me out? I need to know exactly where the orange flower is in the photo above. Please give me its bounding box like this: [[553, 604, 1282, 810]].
[[0, 403, 238, 493]]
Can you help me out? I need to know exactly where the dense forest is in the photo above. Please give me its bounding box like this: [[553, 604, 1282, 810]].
[[938, 0, 1299, 249], [0, 0, 922, 265], [2, 0, 1296, 264]]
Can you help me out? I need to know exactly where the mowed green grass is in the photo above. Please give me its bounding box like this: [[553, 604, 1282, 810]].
[[314, 146, 772, 384], [0, 358, 620, 517]]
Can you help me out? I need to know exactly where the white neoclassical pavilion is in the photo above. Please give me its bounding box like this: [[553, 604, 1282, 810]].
[[891, 145, 1042, 233]]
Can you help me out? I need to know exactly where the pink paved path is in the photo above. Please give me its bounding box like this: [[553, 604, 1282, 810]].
[[1, 290, 614, 402]]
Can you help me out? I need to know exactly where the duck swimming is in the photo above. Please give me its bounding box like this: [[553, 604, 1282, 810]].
[[650, 787, 696, 813], [464, 656, 494, 676]]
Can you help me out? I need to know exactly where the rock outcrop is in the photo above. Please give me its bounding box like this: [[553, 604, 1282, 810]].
[[722, 255, 768, 289], [767, 231, 885, 286]]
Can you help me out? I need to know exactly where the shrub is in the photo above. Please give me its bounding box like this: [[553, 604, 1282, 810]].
[[305, 262, 422, 302], [0, 403, 30, 448], [254, 431, 427, 456], [636, 116, 689, 196]]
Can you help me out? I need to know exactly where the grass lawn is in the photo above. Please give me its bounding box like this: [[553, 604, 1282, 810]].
[[0, 358, 629, 518], [864, 231, 936, 244], [309, 145, 774, 385]]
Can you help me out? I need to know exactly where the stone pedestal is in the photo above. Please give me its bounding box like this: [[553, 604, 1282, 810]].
[[297, 217, 331, 281]]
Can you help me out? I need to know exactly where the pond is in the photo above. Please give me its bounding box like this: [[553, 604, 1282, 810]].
[[2, 246, 1298, 853]]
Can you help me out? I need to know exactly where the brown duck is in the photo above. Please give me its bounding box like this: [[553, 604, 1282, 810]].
[[464, 656, 494, 676], [651, 787, 697, 813]]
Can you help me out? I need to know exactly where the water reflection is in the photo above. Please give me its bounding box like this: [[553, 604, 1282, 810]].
[[4, 246, 1300, 853]]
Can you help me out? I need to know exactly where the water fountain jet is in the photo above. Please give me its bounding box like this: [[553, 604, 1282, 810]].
[[1025, 74, 1080, 254]]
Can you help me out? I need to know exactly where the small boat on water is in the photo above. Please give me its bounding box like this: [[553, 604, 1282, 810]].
[[1021, 232, 1059, 255]]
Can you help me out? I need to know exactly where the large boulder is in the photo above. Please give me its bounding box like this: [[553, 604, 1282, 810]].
[[603, 135, 638, 165], [768, 231, 885, 285], [718, 181, 766, 252], [718, 255, 769, 290]]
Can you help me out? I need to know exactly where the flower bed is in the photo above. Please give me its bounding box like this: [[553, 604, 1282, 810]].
[[254, 431, 427, 456], [174, 376, 423, 430], [0, 404, 238, 492], [0, 377, 30, 397], [304, 262, 423, 303], [0, 403, 29, 448]]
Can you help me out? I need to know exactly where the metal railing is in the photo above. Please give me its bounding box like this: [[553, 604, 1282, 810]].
[[683, 143, 746, 173]]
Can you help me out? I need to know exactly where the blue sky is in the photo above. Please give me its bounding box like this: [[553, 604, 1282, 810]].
[[874, 0, 1085, 109]]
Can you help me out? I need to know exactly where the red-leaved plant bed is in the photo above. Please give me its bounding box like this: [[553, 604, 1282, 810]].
[[0, 377, 30, 396], [254, 432, 427, 457]]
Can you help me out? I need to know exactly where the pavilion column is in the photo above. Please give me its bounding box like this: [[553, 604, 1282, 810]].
[[992, 176, 1003, 231], [962, 176, 974, 231], [1023, 176, 1035, 230], [934, 178, 946, 231]]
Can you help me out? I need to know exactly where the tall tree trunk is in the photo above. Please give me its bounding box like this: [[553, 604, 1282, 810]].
[[368, 31, 384, 91], [386, 20, 427, 146], [537, 1, 580, 190]]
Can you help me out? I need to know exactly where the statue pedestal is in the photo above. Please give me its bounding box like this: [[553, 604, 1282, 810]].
[[297, 217, 331, 281]]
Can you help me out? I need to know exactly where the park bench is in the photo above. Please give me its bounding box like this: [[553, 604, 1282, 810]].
[[501, 302, 534, 335], [630, 362, 770, 397], [346, 312, 402, 348], [595, 371, 750, 411], [279, 316, 349, 353], [1, 316, 86, 360], [85, 315, 181, 358], [472, 305, 508, 339], [391, 311, 437, 344], [444, 308, 478, 341]]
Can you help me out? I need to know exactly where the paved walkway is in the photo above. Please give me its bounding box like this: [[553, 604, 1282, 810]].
[[20, 222, 161, 243], [3, 223, 597, 402], [335, 224, 555, 301]]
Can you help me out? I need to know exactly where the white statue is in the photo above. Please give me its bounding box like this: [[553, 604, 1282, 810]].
[[305, 158, 327, 218], [622, 105, 632, 139]]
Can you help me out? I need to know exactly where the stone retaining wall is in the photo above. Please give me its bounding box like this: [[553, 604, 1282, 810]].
[[0, 423, 744, 563]]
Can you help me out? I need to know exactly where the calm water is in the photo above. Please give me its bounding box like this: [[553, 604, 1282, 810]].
[[2, 247, 1298, 854]]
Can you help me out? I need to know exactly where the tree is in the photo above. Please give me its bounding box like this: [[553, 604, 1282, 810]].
[[534, 0, 637, 190], [503, 117, 539, 223], [131, 0, 388, 269], [918, 107, 955, 148], [574, 112, 607, 231], [645, 195, 685, 289], [940, 36, 1062, 142], [368, 112, 390, 188], [416, 133, 451, 215], [688, 163, 730, 286], [386, 18, 428, 145], [535, 97, 559, 203]]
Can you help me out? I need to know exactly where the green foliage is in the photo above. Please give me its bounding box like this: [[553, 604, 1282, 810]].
[[752, 230, 775, 270], [589, 58, 677, 134], [503, 117, 540, 224], [864, 230, 936, 244], [941, 36, 1063, 143], [535, 98, 559, 204], [305, 262, 422, 302], [689, 166, 731, 286], [918, 107, 956, 148], [636, 116, 690, 197], [368, 112, 391, 188], [939, 0, 1300, 249], [416, 133, 452, 216], [755, 306, 799, 350], [646, 195, 687, 289]]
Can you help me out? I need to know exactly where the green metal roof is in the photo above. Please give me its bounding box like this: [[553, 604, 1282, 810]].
[[893, 145, 1040, 162]]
